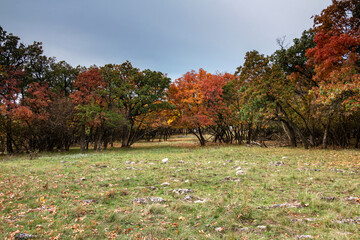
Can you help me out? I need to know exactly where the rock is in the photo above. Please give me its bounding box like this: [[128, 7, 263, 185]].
[[215, 227, 224, 232], [268, 161, 285, 166], [148, 196, 166, 203], [60, 161, 68, 163], [149, 186, 158, 190], [282, 156, 288, 159], [194, 199, 207, 203], [183, 195, 192, 201], [80, 177, 86, 181], [257, 225, 267, 230], [132, 197, 166, 204], [223, 176, 241, 182], [162, 158, 169, 163], [235, 166, 242, 170], [295, 235, 314, 239], [236, 170, 246, 175], [321, 196, 336, 202], [83, 199, 96, 204], [15, 233, 37, 239], [96, 164, 108, 168], [132, 198, 148, 204], [184, 179, 190, 183], [173, 189, 192, 195], [344, 196, 360, 202], [178, 160, 185, 163], [161, 182, 170, 186], [335, 217, 360, 224], [237, 227, 249, 232], [258, 201, 305, 209], [304, 218, 317, 222]]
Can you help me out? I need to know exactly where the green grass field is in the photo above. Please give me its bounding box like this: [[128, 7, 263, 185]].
[[1, 136, 359, 239]]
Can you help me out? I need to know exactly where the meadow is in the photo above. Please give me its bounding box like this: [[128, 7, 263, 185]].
[[0, 136, 359, 239]]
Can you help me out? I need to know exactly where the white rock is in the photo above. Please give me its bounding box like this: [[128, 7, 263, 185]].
[[162, 158, 169, 163], [161, 182, 170, 186], [236, 170, 246, 175], [235, 166, 242, 170], [185, 179, 190, 183]]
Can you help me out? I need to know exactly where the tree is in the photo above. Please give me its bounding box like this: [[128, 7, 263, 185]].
[[0, 26, 45, 153], [100, 62, 171, 147], [306, 0, 360, 148], [168, 69, 230, 146], [71, 67, 108, 151]]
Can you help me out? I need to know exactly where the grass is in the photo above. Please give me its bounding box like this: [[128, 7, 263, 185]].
[[0, 135, 359, 239]]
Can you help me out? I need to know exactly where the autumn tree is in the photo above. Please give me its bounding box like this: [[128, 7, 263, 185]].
[[168, 69, 231, 146], [0, 26, 45, 153], [306, 0, 360, 148], [71, 67, 108, 151]]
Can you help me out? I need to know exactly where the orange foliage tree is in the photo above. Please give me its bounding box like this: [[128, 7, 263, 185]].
[[168, 69, 231, 146]]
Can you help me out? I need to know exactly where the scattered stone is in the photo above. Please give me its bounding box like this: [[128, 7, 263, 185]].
[[126, 167, 135, 170], [95, 164, 108, 168], [194, 199, 207, 203], [331, 168, 346, 173], [236, 170, 246, 175], [295, 235, 314, 239], [178, 160, 185, 164], [162, 158, 169, 163], [268, 161, 285, 166], [335, 217, 360, 224], [132, 198, 148, 204], [60, 161, 68, 163], [173, 189, 192, 195], [183, 195, 192, 201], [237, 227, 249, 232], [149, 186, 158, 190], [282, 156, 288, 159], [184, 179, 190, 183], [235, 166, 242, 170], [80, 177, 86, 181], [15, 233, 37, 239], [258, 201, 306, 209], [344, 196, 360, 202], [257, 225, 267, 230], [223, 176, 241, 182], [82, 199, 96, 204], [215, 227, 224, 232], [161, 182, 170, 186], [148, 196, 166, 203], [320, 196, 336, 202], [125, 161, 135, 165], [304, 218, 318, 222]]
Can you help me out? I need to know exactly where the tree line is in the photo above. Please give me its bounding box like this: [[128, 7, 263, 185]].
[[1, 0, 359, 153]]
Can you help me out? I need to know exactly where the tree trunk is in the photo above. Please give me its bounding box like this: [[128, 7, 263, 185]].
[[322, 118, 331, 149], [6, 120, 14, 154], [281, 121, 297, 147], [355, 129, 360, 149], [80, 125, 86, 151], [121, 125, 130, 148]]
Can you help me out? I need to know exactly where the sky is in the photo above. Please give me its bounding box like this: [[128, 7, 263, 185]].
[[1, 0, 332, 80]]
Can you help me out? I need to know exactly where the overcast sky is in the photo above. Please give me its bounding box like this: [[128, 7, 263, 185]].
[[1, 0, 331, 80]]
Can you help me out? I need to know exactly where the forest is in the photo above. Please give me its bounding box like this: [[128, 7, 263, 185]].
[[1, 0, 360, 154]]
